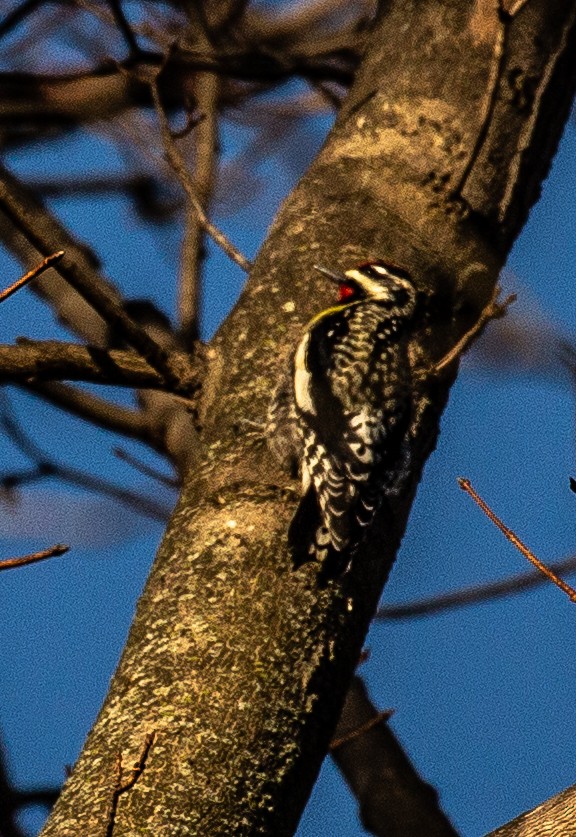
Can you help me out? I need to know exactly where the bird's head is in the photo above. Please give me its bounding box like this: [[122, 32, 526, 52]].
[[314, 260, 416, 314]]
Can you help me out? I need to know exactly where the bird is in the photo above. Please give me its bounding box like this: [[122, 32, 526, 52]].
[[267, 260, 418, 578]]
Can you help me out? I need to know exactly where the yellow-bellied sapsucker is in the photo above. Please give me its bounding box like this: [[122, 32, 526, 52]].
[[267, 260, 418, 576]]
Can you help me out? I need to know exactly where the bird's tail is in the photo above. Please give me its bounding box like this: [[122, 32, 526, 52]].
[[288, 486, 321, 568], [288, 487, 350, 582]]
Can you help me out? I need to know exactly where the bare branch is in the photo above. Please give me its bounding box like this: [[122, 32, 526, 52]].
[[113, 447, 179, 488], [0, 42, 359, 90], [503, 0, 531, 17], [108, 0, 140, 55], [434, 288, 516, 374], [0, 250, 64, 303], [35, 3, 576, 834], [0, 162, 121, 343], [0, 543, 69, 572], [24, 381, 164, 450], [459, 478, 576, 603], [25, 175, 180, 222], [0, 458, 171, 522], [203, 0, 251, 33], [0, 406, 171, 522], [377, 554, 576, 620], [105, 732, 156, 837], [151, 77, 252, 273], [40, 264, 196, 396], [246, 0, 374, 43], [0, 164, 199, 393], [331, 677, 458, 837], [0, 721, 59, 837], [0, 341, 201, 393], [12, 787, 59, 808]]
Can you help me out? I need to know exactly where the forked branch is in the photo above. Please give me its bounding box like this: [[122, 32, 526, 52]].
[[105, 731, 156, 837], [151, 77, 252, 273]]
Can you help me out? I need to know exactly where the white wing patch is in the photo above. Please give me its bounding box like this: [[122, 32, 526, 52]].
[[293, 332, 315, 415]]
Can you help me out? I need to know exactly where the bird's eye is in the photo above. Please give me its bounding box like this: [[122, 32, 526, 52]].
[[338, 282, 357, 302]]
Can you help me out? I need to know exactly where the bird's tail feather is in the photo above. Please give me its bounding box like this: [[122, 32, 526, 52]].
[[288, 488, 351, 582], [288, 486, 320, 568]]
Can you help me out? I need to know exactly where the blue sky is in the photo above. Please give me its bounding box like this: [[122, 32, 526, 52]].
[[0, 32, 575, 837]]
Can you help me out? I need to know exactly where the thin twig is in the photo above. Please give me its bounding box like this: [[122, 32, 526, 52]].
[[434, 288, 516, 374], [105, 732, 156, 837], [458, 478, 576, 603], [0, 543, 69, 572], [0, 458, 171, 522], [167, 90, 205, 140], [0, 164, 197, 395], [113, 447, 179, 488], [376, 553, 576, 620], [151, 78, 252, 273], [0, 161, 120, 343], [45, 261, 196, 395], [0, 41, 361, 128], [0, 251, 64, 304], [108, 0, 139, 54], [25, 382, 164, 451], [330, 710, 394, 751], [0, 405, 171, 522]]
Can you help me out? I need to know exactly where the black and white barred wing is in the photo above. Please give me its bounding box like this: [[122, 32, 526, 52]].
[[290, 307, 412, 561]]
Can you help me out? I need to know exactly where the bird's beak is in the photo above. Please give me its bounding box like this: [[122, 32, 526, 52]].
[[313, 264, 348, 284]]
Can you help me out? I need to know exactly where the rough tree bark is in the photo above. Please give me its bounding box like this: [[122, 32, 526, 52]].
[[486, 782, 576, 837], [39, 1, 576, 835]]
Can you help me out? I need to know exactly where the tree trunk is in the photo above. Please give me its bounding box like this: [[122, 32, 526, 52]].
[[40, 1, 576, 834]]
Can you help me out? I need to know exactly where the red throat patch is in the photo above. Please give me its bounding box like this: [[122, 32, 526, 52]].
[[338, 282, 356, 302]]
